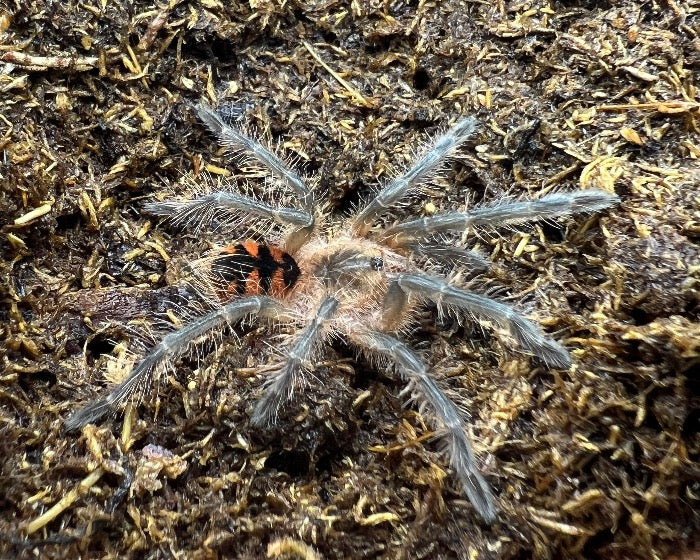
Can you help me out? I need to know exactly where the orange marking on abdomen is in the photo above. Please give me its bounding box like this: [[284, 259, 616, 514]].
[[242, 239, 260, 258], [267, 246, 286, 264], [269, 269, 287, 296], [244, 269, 262, 295]]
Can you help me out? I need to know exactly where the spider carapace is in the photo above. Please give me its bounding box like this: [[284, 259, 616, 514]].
[[66, 103, 620, 523]]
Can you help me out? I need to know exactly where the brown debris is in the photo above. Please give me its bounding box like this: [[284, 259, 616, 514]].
[[1, 51, 99, 72], [1, 1, 698, 559], [131, 444, 187, 496]]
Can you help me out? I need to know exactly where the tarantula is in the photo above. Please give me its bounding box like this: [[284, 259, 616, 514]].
[[66, 104, 619, 522]]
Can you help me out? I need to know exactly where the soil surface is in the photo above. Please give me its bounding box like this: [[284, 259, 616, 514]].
[[1, 1, 698, 559]]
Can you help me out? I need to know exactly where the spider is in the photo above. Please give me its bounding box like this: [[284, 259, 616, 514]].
[[65, 104, 619, 523]]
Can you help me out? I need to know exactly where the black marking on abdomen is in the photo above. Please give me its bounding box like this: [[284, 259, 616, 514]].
[[211, 244, 255, 296], [254, 244, 277, 294], [281, 252, 301, 290]]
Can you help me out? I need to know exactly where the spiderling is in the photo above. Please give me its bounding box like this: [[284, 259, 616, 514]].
[[66, 104, 620, 523]]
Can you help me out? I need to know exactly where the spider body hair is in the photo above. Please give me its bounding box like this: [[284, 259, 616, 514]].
[[66, 105, 620, 524]]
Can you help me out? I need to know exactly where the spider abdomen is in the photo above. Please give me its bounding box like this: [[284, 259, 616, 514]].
[[210, 240, 300, 299]]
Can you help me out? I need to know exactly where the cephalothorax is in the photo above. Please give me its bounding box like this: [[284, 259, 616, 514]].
[[66, 105, 619, 522]]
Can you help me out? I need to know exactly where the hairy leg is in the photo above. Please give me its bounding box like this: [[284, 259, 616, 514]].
[[196, 104, 315, 217], [65, 296, 284, 431], [313, 250, 385, 289], [144, 191, 313, 231], [353, 117, 477, 236], [390, 273, 572, 368], [405, 242, 490, 272], [351, 330, 497, 523], [382, 190, 620, 243], [251, 295, 339, 427]]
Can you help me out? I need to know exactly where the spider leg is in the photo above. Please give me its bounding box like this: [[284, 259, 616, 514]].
[[353, 117, 477, 236], [351, 330, 497, 523], [251, 295, 339, 427], [195, 104, 315, 219], [144, 192, 313, 230], [196, 104, 316, 252], [390, 273, 572, 368], [65, 296, 285, 431], [406, 243, 490, 272], [382, 190, 620, 244], [314, 251, 385, 289]]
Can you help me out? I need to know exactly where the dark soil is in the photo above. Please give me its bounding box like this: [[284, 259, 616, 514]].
[[1, 1, 698, 559]]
